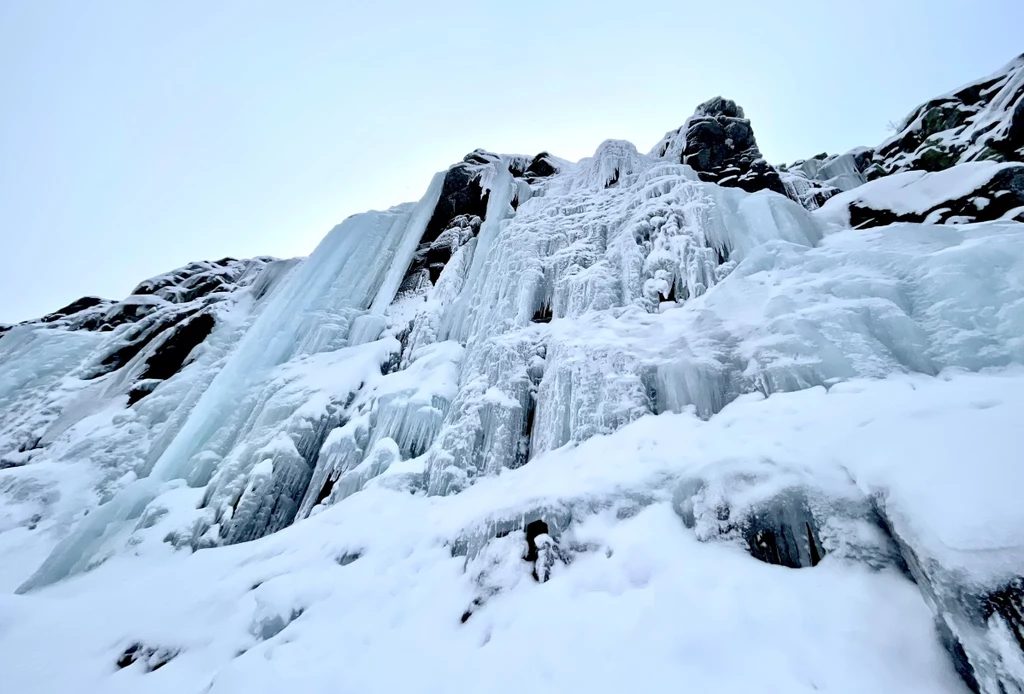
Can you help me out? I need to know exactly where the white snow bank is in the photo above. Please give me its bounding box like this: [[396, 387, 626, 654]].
[[6, 367, 1018, 693], [818, 161, 1020, 225]]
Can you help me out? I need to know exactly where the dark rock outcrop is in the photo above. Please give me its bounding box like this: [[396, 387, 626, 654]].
[[131, 257, 274, 305], [4, 257, 274, 339], [423, 162, 491, 245], [525, 151, 559, 179], [653, 97, 786, 196], [399, 149, 558, 297], [39, 296, 111, 325], [136, 311, 216, 382]]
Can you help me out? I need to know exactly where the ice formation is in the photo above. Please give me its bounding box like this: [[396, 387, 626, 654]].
[[2, 54, 1024, 694]]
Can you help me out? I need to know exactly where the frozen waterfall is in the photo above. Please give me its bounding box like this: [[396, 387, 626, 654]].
[[16, 171, 446, 592]]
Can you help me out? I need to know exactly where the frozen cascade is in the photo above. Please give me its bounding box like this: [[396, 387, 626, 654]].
[[418, 141, 1023, 498], [146, 170, 440, 486], [17, 172, 446, 592], [5, 56, 1024, 693], [793, 152, 867, 192], [422, 144, 825, 494], [442, 161, 519, 345], [295, 339, 463, 519]]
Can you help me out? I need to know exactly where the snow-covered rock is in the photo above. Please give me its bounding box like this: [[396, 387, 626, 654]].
[[781, 53, 1024, 220]]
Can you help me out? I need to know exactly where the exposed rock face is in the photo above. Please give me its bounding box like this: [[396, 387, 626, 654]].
[[524, 151, 559, 179], [399, 149, 559, 297], [423, 159, 492, 244], [651, 97, 786, 195], [8, 257, 275, 336], [876, 56, 1024, 175]]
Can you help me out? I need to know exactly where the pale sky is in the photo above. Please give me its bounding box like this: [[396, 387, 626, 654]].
[[2, 0, 1022, 323]]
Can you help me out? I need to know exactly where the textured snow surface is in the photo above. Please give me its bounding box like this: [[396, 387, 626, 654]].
[[8, 369, 1024, 693]]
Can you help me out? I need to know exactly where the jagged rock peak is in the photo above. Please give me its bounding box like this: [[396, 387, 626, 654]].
[[650, 96, 784, 196], [693, 96, 746, 120]]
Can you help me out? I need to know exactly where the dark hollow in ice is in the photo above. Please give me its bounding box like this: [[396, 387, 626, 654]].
[[115, 643, 179, 672], [733, 490, 826, 569], [531, 305, 552, 324], [525, 519, 556, 582], [254, 608, 305, 641], [524, 520, 549, 563], [336, 551, 362, 566]]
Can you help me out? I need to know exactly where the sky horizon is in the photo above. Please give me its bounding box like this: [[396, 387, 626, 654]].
[[2, 0, 1023, 322]]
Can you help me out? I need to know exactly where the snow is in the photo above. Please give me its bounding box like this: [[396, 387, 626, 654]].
[[818, 161, 1021, 225], [8, 367, 1024, 693]]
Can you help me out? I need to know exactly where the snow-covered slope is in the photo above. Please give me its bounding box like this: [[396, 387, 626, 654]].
[[2, 56, 1024, 694]]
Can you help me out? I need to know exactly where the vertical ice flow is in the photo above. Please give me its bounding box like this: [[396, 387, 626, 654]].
[[17, 172, 445, 593]]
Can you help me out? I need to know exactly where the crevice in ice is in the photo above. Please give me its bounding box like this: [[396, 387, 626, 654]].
[[875, 503, 1024, 694], [671, 462, 909, 572], [523, 519, 560, 582], [252, 607, 304, 642], [743, 494, 827, 569], [336, 550, 362, 566]]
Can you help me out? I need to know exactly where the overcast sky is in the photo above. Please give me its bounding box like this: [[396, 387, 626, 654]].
[[2, 0, 1022, 322]]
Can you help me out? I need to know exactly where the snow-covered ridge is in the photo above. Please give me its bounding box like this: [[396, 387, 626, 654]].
[[779, 53, 1024, 217], [2, 55, 1024, 694]]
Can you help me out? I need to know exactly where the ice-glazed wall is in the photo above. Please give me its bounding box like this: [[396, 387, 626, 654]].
[[15, 172, 447, 591], [14, 129, 1024, 596], [4, 56, 1024, 694]]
